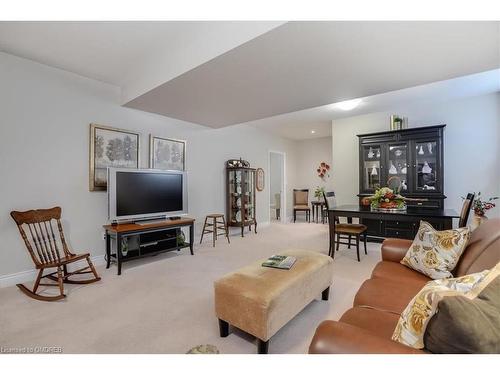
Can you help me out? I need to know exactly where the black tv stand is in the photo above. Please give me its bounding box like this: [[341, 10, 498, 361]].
[[103, 218, 195, 275]]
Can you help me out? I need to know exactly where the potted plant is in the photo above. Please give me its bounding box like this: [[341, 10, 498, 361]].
[[469, 192, 498, 229], [314, 186, 326, 202]]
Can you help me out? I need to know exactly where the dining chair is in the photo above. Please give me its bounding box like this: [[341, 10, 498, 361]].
[[459, 193, 475, 227], [293, 189, 311, 223], [323, 192, 368, 262]]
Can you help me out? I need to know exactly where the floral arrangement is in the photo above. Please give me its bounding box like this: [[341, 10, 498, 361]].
[[314, 186, 326, 200], [316, 162, 330, 179], [368, 187, 406, 210], [471, 192, 498, 216]]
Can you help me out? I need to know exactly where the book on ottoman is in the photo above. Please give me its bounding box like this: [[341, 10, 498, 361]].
[[262, 255, 296, 270]]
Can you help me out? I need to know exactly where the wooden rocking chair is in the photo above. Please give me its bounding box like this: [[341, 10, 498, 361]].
[[10, 207, 101, 301]]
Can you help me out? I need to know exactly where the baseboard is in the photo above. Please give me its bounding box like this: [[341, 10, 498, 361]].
[[0, 254, 106, 288]]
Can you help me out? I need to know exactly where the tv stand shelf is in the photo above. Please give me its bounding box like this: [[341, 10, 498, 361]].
[[103, 218, 195, 275]]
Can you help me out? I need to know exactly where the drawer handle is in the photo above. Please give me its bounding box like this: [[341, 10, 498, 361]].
[[417, 202, 423, 206]]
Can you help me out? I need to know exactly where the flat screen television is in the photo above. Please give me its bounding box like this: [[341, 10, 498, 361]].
[[107, 168, 188, 222]]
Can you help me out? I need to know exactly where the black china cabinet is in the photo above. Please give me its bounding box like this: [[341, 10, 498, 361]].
[[357, 125, 446, 239]]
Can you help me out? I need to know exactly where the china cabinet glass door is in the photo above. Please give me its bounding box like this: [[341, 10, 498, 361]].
[[362, 144, 384, 192], [386, 143, 409, 193], [243, 170, 255, 223], [229, 170, 243, 224], [413, 140, 439, 192]]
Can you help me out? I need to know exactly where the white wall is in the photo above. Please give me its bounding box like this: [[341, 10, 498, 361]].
[[294, 137, 333, 202], [332, 93, 500, 217], [0, 52, 298, 278]]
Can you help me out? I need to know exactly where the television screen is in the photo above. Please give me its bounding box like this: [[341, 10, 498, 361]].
[[108, 168, 187, 221]]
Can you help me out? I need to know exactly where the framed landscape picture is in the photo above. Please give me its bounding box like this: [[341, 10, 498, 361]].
[[149, 135, 186, 171], [89, 123, 140, 191]]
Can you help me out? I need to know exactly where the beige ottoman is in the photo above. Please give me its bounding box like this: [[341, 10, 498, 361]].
[[214, 249, 334, 354]]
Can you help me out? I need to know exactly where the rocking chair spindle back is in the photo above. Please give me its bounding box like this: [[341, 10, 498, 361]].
[[10, 206, 101, 301]]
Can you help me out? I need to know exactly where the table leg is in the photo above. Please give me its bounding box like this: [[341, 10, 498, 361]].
[[328, 211, 336, 258], [116, 233, 122, 275], [105, 231, 111, 269], [190, 223, 194, 255]]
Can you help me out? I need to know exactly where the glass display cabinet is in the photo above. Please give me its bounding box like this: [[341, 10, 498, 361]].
[[361, 144, 383, 191], [414, 140, 439, 192], [226, 161, 257, 237], [357, 125, 445, 240], [358, 125, 445, 207]]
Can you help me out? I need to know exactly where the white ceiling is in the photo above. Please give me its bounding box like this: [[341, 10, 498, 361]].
[[0, 21, 498, 138], [125, 21, 500, 127], [246, 69, 500, 140], [0, 21, 284, 102]]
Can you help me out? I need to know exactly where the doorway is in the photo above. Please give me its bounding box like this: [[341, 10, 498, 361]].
[[269, 151, 286, 223]]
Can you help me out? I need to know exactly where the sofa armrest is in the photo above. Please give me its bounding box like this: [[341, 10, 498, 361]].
[[309, 320, 424, 354], [381, 238, 413, 262]]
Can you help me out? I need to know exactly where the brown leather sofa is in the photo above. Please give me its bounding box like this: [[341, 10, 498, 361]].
[[309, 218, 500, 354]]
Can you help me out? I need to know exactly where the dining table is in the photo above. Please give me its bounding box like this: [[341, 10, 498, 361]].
[[327, 205, 460, 255]]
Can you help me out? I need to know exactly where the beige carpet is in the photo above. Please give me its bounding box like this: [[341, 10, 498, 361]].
[[0, 222, 381, 354]]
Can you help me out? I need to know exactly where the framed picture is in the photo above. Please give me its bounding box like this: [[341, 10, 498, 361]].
[[149, 135, 186, 171], [89, 123, 140, 191], [256, 168, 265, 191]]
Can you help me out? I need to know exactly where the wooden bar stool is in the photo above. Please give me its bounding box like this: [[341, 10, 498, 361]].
[[200, 214, 230, 247]]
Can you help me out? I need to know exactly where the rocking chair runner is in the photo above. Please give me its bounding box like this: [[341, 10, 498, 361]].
[[10, 206, 101, 301]]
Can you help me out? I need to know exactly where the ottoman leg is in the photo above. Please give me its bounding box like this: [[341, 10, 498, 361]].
[[322, 286, 330, 301], [218, 319, 229, 337], [257, 339, 269, 354]]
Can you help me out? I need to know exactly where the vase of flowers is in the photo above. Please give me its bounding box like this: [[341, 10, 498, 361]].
[[314, 186, 326, 202], [368, 187, 406, 211], [470, 192, 498, 230]]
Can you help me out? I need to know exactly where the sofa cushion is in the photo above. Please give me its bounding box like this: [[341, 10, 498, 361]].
[[401, 221, 471, 279], [392, 266, 494, 349], [371, 261, 431, 285], [424, 275, 500, 353], [340, 307, 400, 339], [353, 278, 427, 314]]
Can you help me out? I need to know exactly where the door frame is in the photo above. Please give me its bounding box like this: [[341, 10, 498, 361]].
[[268, 150, 286, 224]]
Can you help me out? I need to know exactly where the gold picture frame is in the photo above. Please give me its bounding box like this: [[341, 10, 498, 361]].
[[149, 135, 186, 171], [89, 123, 140, 191]]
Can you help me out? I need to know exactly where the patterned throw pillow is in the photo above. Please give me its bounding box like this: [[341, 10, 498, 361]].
[[401, 221, 471, 279], [392, 266, 497, 349]]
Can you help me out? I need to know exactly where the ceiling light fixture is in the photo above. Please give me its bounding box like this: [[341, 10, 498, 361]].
[[311, 130, 316, 134], [334, 98, 362, 111]]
